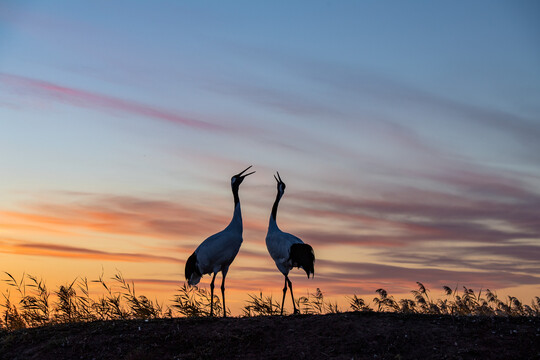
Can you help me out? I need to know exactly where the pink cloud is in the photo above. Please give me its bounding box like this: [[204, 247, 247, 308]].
[[0, 73, 225, 131], [291, 179, 540, 243]]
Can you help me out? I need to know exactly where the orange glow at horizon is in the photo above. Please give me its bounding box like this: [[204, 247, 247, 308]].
[[1, 189, 539, 316]]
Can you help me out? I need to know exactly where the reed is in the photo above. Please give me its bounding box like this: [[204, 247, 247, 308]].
[[242, 292, 281, 316], [171, 283, 224, 317], [1, 271, 539, 331]]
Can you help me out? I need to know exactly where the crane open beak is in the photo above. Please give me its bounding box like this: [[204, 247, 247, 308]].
[[274, 171, 283, 184], [237, 165, 255, 178]]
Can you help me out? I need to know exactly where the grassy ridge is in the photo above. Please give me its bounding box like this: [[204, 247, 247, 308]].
[[1, 271, 539, 331], [1, 312, 539, 359]]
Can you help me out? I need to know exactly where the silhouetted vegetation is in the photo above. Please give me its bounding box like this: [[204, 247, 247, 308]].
[[1, 273, 539, 331], [172, 283, 225, 317], [364, 282, 540, 317], [1, 271, 170, 330], [242, 292, 282, 316]]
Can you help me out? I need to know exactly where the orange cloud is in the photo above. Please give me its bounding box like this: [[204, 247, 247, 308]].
[[0, 195, 237, 242], [0, 238, 182, 264]]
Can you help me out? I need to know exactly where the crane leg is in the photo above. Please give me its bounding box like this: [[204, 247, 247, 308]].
[[287, 277, 299, 314], [280, 276, 288, 315], [209, 272, 217, 317], [221, 268, 229, 318]]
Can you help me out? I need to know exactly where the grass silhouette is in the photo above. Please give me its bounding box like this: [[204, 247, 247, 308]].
[[172, 283, 224, 317], [1, 272, 539, 331]]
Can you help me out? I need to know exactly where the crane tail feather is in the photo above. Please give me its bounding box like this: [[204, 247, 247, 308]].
[[185, 252, 202, 286], [290, 243, 315, 278]]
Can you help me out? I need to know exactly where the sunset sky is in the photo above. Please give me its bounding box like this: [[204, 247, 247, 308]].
[[1, 1, 539, 313]]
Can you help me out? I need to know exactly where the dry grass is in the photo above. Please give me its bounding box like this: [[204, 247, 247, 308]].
[[361, 282, 540, 316], [171, 283, 224, 317], [242, 292, 282, 316], [0, 271, 171, 330], [1, 273, 539, 331]]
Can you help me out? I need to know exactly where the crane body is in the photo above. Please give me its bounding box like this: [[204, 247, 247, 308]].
[[265, 172, 315, 315], [185, 166, 254, 317]]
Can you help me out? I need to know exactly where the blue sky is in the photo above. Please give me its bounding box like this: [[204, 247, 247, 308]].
[[1, 1, 539, 311]]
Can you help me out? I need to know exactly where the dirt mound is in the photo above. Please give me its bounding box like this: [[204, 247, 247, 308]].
[[1, 312, 539, 359]]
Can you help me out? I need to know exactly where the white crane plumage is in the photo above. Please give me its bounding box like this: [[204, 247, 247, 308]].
[[185, 165, 254, 317], [266, 172, 315, 315]]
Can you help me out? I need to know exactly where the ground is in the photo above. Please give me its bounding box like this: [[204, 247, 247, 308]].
[[1, 312, 539, 359]]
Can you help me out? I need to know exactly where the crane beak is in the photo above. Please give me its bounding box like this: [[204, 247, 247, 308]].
[[276, 171, 283, 183], [237, 165, 255, 178]]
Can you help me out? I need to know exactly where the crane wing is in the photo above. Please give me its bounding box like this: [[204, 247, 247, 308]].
[[195, 230, 243, 275]]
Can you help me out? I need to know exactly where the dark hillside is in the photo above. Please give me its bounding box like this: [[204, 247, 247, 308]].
[[1, 312, 539, 360]]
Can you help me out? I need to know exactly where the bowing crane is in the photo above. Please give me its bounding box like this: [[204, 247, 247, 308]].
[[185, 166, 255, 317], [265, 172, 315, 315]]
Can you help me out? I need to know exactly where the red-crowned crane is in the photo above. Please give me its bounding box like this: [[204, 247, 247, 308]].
[[185, 166, 255, 317], [265, 172, 315, 315]]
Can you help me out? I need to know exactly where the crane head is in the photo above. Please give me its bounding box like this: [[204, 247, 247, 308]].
[[231, 165, 255, 187], [274, 171, 286, 194]]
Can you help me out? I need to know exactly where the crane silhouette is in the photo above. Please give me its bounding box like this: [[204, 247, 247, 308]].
[[265, 172, 315, 315], [185, 165, 255, 317]]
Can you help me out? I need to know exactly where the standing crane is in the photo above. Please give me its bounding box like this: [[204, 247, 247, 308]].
[[185, 165, 255, 317], [265, 172, 315, 315]]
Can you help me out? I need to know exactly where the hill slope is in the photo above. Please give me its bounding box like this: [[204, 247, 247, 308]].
[[1, 312, 539, 359]]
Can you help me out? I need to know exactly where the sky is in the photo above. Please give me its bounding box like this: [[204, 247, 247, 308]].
[[1, 1, 539, 314]]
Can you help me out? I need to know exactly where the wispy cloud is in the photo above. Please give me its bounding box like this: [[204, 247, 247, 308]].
[[316, 259, 540, 295], [0, 238, 182, 264], [290, 168, 540, 244], [0, 194, 240, 242], [0, 73, 225, 131], [375, 242, 540, 270], [200, 76, 344, 118], [218, 44, 540, 165], [299, 63, 540, 148]]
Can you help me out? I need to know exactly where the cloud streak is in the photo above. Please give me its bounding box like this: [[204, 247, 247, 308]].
[[315, 259, 540, 294], [0, 73, 225, 131], [290, 170, 540, 244], [298, 63, 540, 150], [0, 194, 243, 243], [0, 238, 182, 264]]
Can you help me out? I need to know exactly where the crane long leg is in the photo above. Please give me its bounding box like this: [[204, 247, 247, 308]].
[[286, 276, 299, 314], [210, 272, 217, 317], [221, 267, 229, 318], [280, 276, 288, 315]]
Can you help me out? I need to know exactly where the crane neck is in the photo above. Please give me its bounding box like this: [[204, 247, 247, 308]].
[[228, 185, 243, 232], [226, 201, 243, 233], [232, 184, 240, 207], [271, 191, 283, 222]]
